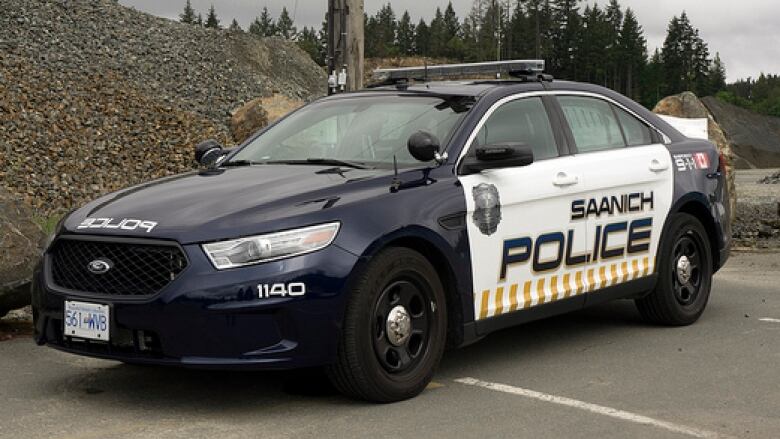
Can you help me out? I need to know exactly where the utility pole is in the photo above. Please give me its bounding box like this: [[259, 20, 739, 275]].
[[327, 0, 364, 94]]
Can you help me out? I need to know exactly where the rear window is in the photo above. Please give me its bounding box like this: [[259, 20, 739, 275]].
[[558, 96, 625, 152], [614, 105, 654, 146]]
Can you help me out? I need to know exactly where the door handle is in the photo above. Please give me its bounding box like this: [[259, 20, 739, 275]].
[[553, 172, 579, 187], [649, 159, 669, 172]]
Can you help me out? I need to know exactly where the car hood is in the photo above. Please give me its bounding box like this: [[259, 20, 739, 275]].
[[63, 165, 394, 244]]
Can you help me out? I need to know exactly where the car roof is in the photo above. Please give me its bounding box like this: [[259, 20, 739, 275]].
[[318, 79, 687, 143], [326, 79, 624, 99]]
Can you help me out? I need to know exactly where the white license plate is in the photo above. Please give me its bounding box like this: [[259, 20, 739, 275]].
[[64, 301, 110, 341]]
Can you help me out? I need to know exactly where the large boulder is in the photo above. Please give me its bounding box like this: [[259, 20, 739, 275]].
[[0, 189, 44, 317], [653, 92, 737, 224]]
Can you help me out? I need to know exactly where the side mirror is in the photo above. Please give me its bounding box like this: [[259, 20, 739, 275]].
[[195, 139, 224, 167], [407, 131, 440, 162], [461, 142, 534, 174]]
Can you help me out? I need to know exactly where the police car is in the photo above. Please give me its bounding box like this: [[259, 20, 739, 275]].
[[32, 60, 731, 402]]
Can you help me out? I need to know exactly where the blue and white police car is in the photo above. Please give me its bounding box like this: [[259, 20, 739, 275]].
[[32, 60, 731, 402]]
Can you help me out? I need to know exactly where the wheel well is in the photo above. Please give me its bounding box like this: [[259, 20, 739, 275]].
[[676, 201, 720, 269], [383, 237, 464, 349]]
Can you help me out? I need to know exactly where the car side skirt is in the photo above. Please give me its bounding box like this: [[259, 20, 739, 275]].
[[471, 275, 657, 336]]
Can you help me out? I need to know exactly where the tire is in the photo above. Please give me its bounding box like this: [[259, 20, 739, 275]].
[[636, 213, 713, 326], [326, 247, 447, 402]]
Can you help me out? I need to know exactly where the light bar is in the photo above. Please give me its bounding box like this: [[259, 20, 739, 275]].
[[372, 59, 545, 82]]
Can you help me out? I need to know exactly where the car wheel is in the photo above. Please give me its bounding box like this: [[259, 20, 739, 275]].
[[327, 247, 447, 402], [636, 213, 713, 326]]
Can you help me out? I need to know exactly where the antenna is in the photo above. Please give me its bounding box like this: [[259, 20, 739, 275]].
[[390, 155, 401, 192]]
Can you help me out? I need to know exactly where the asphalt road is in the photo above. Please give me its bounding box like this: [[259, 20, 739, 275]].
[[1, 251, 779, 439]]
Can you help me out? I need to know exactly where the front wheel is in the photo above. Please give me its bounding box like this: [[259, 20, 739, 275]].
[[636, 213, 713, 325], [327, 247, 447, 402]]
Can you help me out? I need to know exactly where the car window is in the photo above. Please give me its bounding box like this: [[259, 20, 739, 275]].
[[613, 105, 654, 146], [471, 97, 559, 161], [559, 96, 626, 152]]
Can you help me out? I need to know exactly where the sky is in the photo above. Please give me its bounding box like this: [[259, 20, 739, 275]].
[[118, 0, 780, 82]]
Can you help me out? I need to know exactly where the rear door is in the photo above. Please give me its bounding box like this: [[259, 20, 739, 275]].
[[458, 95, 590, 322], [554, 94, 673, 300]]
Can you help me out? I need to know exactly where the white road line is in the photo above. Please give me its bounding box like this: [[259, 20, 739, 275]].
[[455, 377, 723, 439], [759, 317, 780, 323]]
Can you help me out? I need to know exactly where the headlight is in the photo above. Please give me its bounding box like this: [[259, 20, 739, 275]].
[[202, 222, 340, 270]]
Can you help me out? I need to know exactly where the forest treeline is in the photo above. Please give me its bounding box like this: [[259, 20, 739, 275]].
[[179, 1, 780, 113]]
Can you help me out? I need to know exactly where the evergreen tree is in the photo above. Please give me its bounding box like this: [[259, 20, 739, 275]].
[[179, 0, 196, 24], [276, 7, 297, 39], [661, 12, 710, 96], [374, 4, 398, 57], [429, 8, 446, 57], [196, 13, 203, 26], [229, 19, 242, 32], [640, 49, 665, 108], [524, 0, 552, 60], [415, 19, 431, 56], [250, 7, 275, 37], [442, 1, 463, 58], [476, 0, 505, 62], [577, 4, 610, 85], [709, 53, 727, 94], [397, 11, 416, 56], [461, 1, 483, 62], [549, 0, 582, 79], [509, 1, 530, 59], [365, 14, 379, 57], [604, 0, 623, 89], [619, 8, 647, 99], [205, 5, 220, 29], [298, 26, 325, 65]]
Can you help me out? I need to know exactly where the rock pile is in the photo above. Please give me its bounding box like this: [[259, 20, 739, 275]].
[[0, 190, 44, 318], [732, 202, 780, 247], [758, 171, 780, 184], [1, 0, 326, 214]]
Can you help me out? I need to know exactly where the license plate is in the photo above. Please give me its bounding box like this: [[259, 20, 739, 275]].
[[64, 301, 110, 341]]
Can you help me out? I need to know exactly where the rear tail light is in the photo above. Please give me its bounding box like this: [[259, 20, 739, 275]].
[[718, 151, 728, 176]]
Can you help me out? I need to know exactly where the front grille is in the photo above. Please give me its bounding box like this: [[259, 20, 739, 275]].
[[49, 237, 188, 296]]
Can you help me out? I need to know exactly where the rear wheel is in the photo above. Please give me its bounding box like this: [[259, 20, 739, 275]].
[[327, 247, 447, 402], [636, 213, 713, 325]]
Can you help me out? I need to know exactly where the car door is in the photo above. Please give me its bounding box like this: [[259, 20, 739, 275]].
[[555, 94, 673, 301], [458, 95, 591, 322]]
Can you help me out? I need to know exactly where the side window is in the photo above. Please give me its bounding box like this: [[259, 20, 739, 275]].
[[613, 105, 654, 146], [472, 97, 559, 161], [558, 96, 625, 152]]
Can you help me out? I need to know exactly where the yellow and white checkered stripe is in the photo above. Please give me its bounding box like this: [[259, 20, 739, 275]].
[[477, 256, 654, 320]]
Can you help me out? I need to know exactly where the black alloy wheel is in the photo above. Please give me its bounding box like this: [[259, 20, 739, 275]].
[[372, 278, 431, 374], [636, 213, 713, 326]]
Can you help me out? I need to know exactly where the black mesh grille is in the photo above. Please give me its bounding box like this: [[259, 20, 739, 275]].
[[49, 238, 188, 296]]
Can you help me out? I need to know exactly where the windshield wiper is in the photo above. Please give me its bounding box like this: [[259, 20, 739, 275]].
[[266, 158, 373, 170]]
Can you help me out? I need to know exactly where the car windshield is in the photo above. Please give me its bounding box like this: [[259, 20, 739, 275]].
[[229, 95, 470, 168]]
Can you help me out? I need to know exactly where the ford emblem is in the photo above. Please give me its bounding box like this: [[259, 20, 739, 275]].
[[87, 259, 113, 275]]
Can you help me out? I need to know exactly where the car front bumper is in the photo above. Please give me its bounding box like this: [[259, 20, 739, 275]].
[[32, 237, 360, 370]]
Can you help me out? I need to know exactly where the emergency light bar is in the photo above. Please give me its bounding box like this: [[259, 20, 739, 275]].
[[371, 59, 547, 84]]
